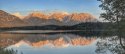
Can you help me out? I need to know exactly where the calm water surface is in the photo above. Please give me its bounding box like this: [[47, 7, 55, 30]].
[[0, 30, 125, 54]]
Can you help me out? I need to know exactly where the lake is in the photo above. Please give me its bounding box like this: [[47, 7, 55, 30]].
[[0, 30, 125, 54]]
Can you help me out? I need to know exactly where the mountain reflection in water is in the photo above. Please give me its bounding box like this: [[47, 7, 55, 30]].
[[0, 31, 125, 54]]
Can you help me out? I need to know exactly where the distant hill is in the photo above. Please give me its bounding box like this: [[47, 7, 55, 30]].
[[0, 10, 28, 27]]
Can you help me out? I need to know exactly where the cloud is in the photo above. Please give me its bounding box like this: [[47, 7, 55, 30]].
[[12, 12, 24, 19]]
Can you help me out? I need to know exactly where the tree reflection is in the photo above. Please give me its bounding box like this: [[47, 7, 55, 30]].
[[0, 33, 24, 54], [96, 31, 125, 54], [0, 47, 18, 54]]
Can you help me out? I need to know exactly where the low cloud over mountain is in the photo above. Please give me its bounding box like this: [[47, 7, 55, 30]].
[[12, 12, 24, 19]]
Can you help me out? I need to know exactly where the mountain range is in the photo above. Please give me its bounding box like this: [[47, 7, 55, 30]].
[[0, 10, 98, 27]]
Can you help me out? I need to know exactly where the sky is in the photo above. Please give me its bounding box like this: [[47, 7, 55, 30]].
[[0, 0, 102, 18]]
